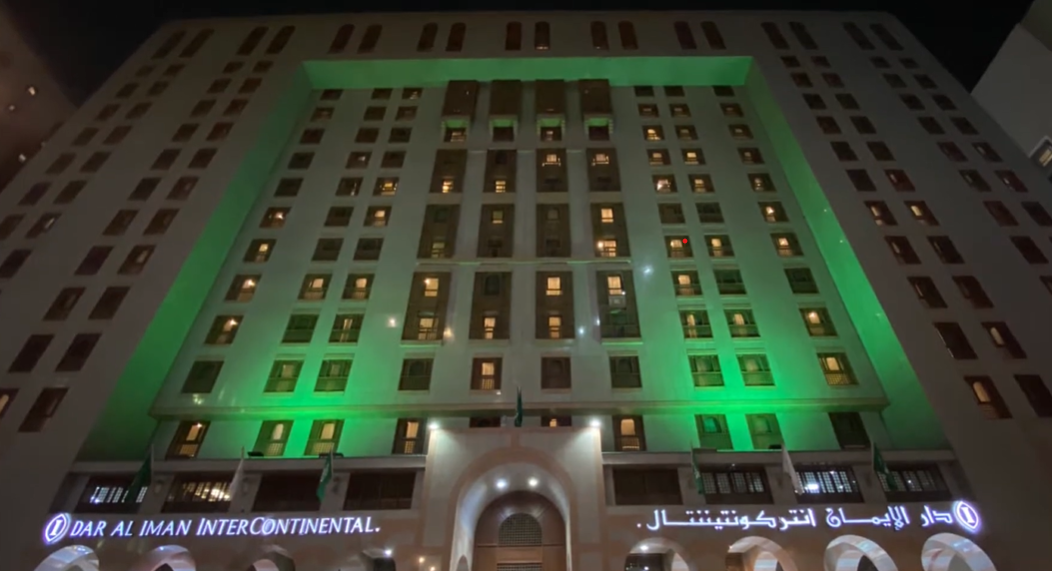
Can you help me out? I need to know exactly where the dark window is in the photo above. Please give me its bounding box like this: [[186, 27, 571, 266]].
[[761, 23, 789, 49], [329, 24, 355, 53], [153, 30, 187, 58], [446, 23, 466, 52], [982, 322, 1026, 359], [918, 116, 944, 134], [829, 412, 870, 449], [870, 24, 903, 50], [18, 388, 67, 432], [505, 22, 522, 51], [879, 465, 951, 502], [417, 23, 437, 51], [253, 473, 321, 511], [266, 26, 294, 54], [9, 334, 53, 372], [789, 22, 817, 49], [359, 25, 382, 53], [0, 249, 30, 277], [344, 472, 416, 510], [612, 468, 682, 505], [953, 276, 993, 308], [1012, 237, 1047, 263], [534, 22, 550, 50], [76, 246, 112, 275], [908, 277, 946, 308], [237, 27, 267, 56], [590, 21, 609, 50], [985, 201, 1017, 226], [701, 22, 725, 49], [843, 23, 875, 50], [934, 322, 977, 360], [1016, 375, 1052, 417], [847, 169, 876, 191], [56, 333, 101, 371], [618, 21, 638, 49], [928, 236, 964, 264], [1022, 202, 1052, 226], [886, 237, 919, 264], [674, 22, 697, 49]]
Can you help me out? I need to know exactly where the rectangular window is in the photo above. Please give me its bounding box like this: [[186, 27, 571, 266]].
[[253, 421, 292, 457], [399, 359, 433, 391], [181, 360, 223, 394], [908, 277, 947, 308], [344, 471, 416, 510], [746, 414, 782, 450], [934, 322, 977, 359], [818, 353, 857, 385], [541, 356, 572, 389], [610, 356, 641, 389], [253, 473, 321, 512], [797, 466, 863, 503], [75, 476, 144, 513], [305, 420, 342, 456], [18, 388, 67, 432], [315, 359, 352, 393], [829, 412, 870, 449], [696, 414, 731, 449], [983, 322, 1026, 358], [56, 333, 101, 372], [264, 360, 302, 393], [689, 355, 723, 387], [674, 21, 696, 49], [880, 465, 952, 502], [167, 421, 209, 459], [1015, 375, 1052, 417], [163, 476, 231, 513], [966, 376, 1011, 419], [698, 469, 772, 504], [358, 25, 382, 53], [612, 468, 682, 505], [613, 415, 645, 451], [393, 418, 426, 454]]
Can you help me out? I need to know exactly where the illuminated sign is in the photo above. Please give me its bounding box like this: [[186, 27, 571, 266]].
[[639, 501, 980, 534], [43, 514, 380, 545]]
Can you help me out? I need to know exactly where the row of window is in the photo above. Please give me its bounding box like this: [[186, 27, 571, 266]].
[[152, 19, 900, 62]]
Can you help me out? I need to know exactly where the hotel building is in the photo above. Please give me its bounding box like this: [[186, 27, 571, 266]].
[[1, 11, 1050, 571]]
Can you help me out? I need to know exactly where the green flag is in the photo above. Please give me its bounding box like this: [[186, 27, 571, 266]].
[[124, 447, 153, 504], [872, 443, 896, 491], [317, 450, 334, 500], [691, 448, 705, 494], [513, 387, 523, 427]]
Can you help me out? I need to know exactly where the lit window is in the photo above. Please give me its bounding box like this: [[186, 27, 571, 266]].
[[597, 240, 618, 257], [654, 177, 673, 193], [479, 361, 497, 390], [491, 209, 504, 224], [543, 153, 561, 166], [684, 151, 700, 165], [423, 277, 439, 297], [547, 277, 562, 296], [600, 208, 615, 223], [645, 128, 662, 141], [548, 315, 562, 339], [1034, 141, 1052, 167], [593, 153, 610, 166], [483, 316, 497, 339], [441, 178, 455, 193], [27, 85, 37, 96], [607, 275, 624, 296], [418, 316, 435, 340], [494, 179, 507, 193]]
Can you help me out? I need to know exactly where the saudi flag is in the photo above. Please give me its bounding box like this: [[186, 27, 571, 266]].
[[872, 443, 896, 490], [691, 448, 705, 494], [316, 450, 334, 500], [513, 387, 524, 427], [124, 446, 153, 504]]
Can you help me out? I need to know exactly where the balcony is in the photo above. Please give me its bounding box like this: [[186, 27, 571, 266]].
[[601, 323, 641, 339], [692, 372, 724, 387], [683, 325, 713, 339], [824, 372, 856, 386], [808, 323, 836, 336], [675, 284, 701, 296], [742, 371, 774, 386], [728, 324, 759, 337]]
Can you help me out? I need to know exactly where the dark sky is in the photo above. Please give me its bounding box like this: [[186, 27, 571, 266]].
[[4, 0, 1034, 104]]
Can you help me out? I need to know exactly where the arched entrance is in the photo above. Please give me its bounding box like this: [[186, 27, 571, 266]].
[[33, 545, 100, 571], [627, 538, 693, 571], [128, 545, 196, 571], [473, 491, 566, 571], [824, 536, 897, 571], [727, 536, 798, 571], [921, 533, 997, 571]]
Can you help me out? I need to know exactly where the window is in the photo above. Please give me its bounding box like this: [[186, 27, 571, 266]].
[[465, 357, 501, 391], [265, 360, 302, 393], [358, 25, 382, 53], [541, 357, 571, 389], [672, 271, 701, 296], [313, 359, 351, 393], [695, 415, 731, 450], [997, 170, 1028, 193], [354, 238, 383, 260], [181, 360, 223, 394], [973, 143, 1001, 162], [614, 416, 645, 451], [266, 26, 294, 54], [884, 73, 906, 88], [829, 412, 870, 449], [886, 169, 915, 191], [761, 23, 789, 49], [393, 419, 426, 454], [534, 22, 550, 50], [44, 288, 85, 321], [951, 117, 978, 135], [618, 21, 638, 49], [804, 94, 826, 110], [312, 238, 343, 262], [908, 277, 947, 308], [836, 93, 860, 110], [791, 73, 813, 88], [716, 269, 747, 295], [145, 209, 178, 235], [681, 310, 711, 339], [254, 421, 292, 457], [985, 201, 1017, 226], [344, 471, 415, 510], [918, 116, 944, 134], [818, 353, 856, 385], [674, 21, 697, 49], [1022, 202, 1052, 226], [880, 464, 952, 502], [802, 308, 836, 336], [161, 475, 230, 513], [55, 181, 86, 204], [167, 421, 209, 458], [772, 233, 802, 257], [205, 315, 241, 345], [306, 420, 342, 455], [444, 22, 466, 51], [702, 22, 726, 49], [118, 245, 155, 275], [721, 103, 743, 117], [983, 322, 1026, 358], [831, 142, 857, 161], [726, 310, 759, 338], [329, 24, 355, 53], [237, 27, 267, 55], [697, 202, 723, 223], [1015, 375, 1052, 417], [706, 235, 733, 258], [746, 414, 782, 450], [153, 30, 187, 58], [906, 201, 938, 226], [953, 276, 992, 308], [928, 236, 964, 264], [613, 469, 682, 505], [867, 142, 894, 161], [781, 56, 801, 67], [190, 100, 215, 117], [26, 213, 60, 238], [759, 202, 788, 223], [729, 124, 752, 139], [591, 21, 609, 50], [797, 466, 862, 503], [18, 388, 68, 432], [867, 202, 896, 226], [738, 148, 763, 164], [223, 99, 248, 117], [967, 376, 1010, 419], [127, 102, 152, 119], [75, 246, 112, 275], [845, 169, 876, 192], [934, 322, 977, 359], [871, 24, 903, 50], [9, 334, 53, 372], [683, 149, 705, 165], [739, 354, 772, 386]]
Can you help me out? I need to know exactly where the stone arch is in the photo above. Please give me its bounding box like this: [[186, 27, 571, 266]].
[[32, 545, 100, 571], [473, 491, 567, 571], [628, 537, 695, 571], [825, 535, 898, 571], [729, 536, 798, 571], [248, 546, 295, 571], [444, 445, 577, 571], [921, 533, 997, 571], [127, 545, 196, 571], [454, 555, 469, 571]]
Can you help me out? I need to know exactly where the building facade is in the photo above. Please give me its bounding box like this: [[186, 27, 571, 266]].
[[1, 11, 1049, 571], [0, 3, 75, 189]]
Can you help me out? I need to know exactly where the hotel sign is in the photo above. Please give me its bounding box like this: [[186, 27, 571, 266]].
[[43, 513, 380, 545], [638, 501, 980, 534]]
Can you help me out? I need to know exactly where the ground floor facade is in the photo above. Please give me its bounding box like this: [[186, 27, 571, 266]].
[[28, 428, 996, 571]]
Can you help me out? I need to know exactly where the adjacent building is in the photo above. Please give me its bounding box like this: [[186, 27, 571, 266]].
[[974, 0, 1052, 178], [1, 11, 1049, 571], [0, 3, 75, 190]]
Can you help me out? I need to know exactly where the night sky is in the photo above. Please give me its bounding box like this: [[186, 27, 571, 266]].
[[3, 0, 1035, 104]]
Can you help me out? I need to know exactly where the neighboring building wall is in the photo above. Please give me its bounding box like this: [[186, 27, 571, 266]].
[[0, 5, 75, 188], [0, 11, 1050, 571]]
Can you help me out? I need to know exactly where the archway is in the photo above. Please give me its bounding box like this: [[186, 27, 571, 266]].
[[33, 545, 100, 571], [627, 538, 693, 571], [825, 536, 897, 571], [921, 533, 997, 571], [472, 491, 566, 571], [128, 545, 196, 571], [728, 537, 798, 571], [248, 546, 296, 571]]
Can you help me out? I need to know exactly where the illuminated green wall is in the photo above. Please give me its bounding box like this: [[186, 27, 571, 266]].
[[80, 56, 944, 461]]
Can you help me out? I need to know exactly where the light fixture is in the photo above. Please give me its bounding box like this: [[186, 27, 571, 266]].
[[589, 418, 601, 428], [496, 479, 507, 490], [419, 557, 425, 564], [428, 421, 439, 430], [528, 477, 539, 488], [387, 317, 397, 327], [384, 549, 393, 557], [27, 85, 37, 96], [806, 483, 820, 491]]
